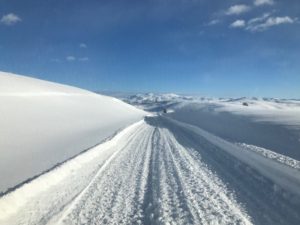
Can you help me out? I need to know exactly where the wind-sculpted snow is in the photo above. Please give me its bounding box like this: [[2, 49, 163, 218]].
[[1, 116, 300, 225], [0, 72, 146, 193]]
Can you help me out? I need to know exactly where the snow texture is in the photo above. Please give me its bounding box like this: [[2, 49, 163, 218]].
[[122, 93, 300, 160], [1, 116, 300, 225], [0, 72, 146, 193], [1, 86, 300, 225]]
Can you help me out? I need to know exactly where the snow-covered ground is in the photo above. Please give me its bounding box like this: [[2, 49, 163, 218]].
[[213, 97, 300, 127], [1, 83, 300, 224], [122, 93, 300, 160], [0, 72, 146, 193], [122, 93, 300, 127], [1, 116, 300, 225]]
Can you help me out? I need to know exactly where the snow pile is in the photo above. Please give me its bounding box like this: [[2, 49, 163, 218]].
[[0, 72, 146, 193]]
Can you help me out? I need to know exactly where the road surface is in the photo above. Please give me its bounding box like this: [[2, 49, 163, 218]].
[[0, 116, 300, 225]]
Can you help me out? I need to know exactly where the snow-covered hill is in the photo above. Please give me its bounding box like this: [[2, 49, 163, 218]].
[[120, 93, 300, 160], [122, 93, 198, 112], [122, 93, 300, 126], [0, 72, 146, 193]]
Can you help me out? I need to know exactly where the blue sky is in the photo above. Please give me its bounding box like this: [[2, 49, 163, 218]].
[[0, 0, 299, 98]]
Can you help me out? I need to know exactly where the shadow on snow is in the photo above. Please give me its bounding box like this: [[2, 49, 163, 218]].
[[145, 116, 300, 225]]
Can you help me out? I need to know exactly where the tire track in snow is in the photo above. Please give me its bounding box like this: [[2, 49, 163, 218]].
[[149, 127, 250, 224], [55, 123, 155, 225], [2, 116, 277, 225], [55, 119, 251, 225], [142, 128, 195, 224], [155, 116, 300, 225], [0, 121, 145, 225]]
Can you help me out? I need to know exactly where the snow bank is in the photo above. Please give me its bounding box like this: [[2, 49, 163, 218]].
[[162, 116, 300, 197], [236, 143, 300, 170], [0, 72, 146, 193]]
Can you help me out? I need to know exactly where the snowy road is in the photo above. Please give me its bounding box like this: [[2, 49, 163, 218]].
[[1, 116, 300, 225]]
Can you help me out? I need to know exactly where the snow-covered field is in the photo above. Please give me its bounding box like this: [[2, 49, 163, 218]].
[[1, 81, 300, 225], [0, 72, 146, 193], [122, 93, 300, 160], [123, 93, 300, 128]]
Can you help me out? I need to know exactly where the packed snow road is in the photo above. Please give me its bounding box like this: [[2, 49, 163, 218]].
[[1, 116, 300, 225]]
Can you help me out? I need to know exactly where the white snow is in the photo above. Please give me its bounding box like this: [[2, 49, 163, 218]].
[[165, 117, 300, 197], [1, 115, 300, 224], [1, 87, 300, 224], [215, 98, 300, 127], [0, 119, 252, 225], [123, 93, 300, 160], [123, 93, 300, 127], [0, 120, 145, 224], [236, 143, 300, 169], [0, 71, 146, 193]]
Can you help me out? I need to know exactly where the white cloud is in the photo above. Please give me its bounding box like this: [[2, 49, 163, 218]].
[[247, 16, 295, 31], [0, 13, 21, 26], [65, 56, 89, 62], [66, 56, 76, 61], [79, 43, 87, 48], [226, 5, 251, 15], [207, 19, 220, 26], [230, 20, 246, 28], [78, 57, 89, 61], [254, 0, 274, 6], [248, 13, 271, 24]]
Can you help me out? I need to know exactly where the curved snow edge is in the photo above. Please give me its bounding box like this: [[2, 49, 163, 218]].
[[0, 120, 144, 221], [164, 116, 300, 197], [0, 72, 147, 192], [0, 121, 135, 197]]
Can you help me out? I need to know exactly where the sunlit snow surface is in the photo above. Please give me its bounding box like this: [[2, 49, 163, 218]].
[[0, 72, 146, 193], [1, 83, 300, 225], [123, 93, 300, 127], [123, 93, 300, 159], [1, 116, 300, 225]]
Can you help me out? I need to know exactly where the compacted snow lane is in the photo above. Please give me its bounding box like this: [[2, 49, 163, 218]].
[[54, 119, 250, 225], [1, 116, 300, 225]]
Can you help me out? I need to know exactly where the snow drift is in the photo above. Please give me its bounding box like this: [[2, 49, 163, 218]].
[[0, 71, 146, 193]]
